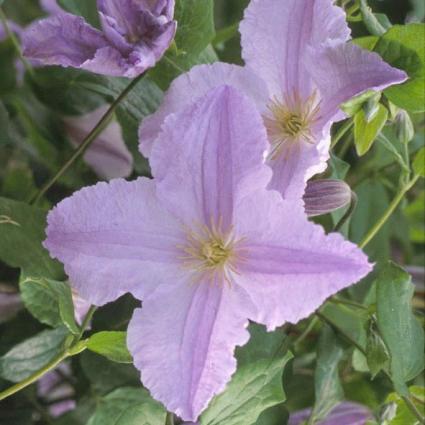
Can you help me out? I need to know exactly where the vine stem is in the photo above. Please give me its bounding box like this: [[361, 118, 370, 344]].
[[0, 6, 33, 76], [359, 175, 420, 249], [0, 305, 94, 402], [31, 72, 146, 204], [165, 412, 175, 425]]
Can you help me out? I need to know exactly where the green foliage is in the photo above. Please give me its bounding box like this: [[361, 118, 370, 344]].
[[413, 147, 425, 177], [0, 327, 68, 382], [87, 332, 132, 364], [57, 0, 100, 28], [19, 274, 78, 334], [385, 386, 425, 425], [376, 262, 424, 395], [0, 197, 63, 279], [354, 103, 388, 156], [374, 24, 425, 113], [87, 387, 166, 425], [200, 325, 293, 425], [309, 326, 344, 423]]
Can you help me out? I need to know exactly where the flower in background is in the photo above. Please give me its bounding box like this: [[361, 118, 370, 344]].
[[23, 0, 176, 78], [37, 362, 76, 418], [139, 0, 406, 201], [289, 402, 373, 425], [44, 86, 372, 421], [39, 0, 64, 15], [64, 105, 133, 180]]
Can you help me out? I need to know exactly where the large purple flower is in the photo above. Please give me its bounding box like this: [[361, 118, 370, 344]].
[[22, 0, 176, 78], [44, 86, 372, 421], [139, 0, 406, 200]]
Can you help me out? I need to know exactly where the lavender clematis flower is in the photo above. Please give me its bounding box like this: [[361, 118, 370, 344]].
[[64, 106, 133, 180], [289, 402, 373, 425], [139, 0, 406, 200], [44, 86, 372, 421], [23, 0, 176, 78], [39, 0, 64, 15]]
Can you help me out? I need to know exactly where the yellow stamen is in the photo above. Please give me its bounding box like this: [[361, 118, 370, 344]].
[[264, 91, 321, 159]]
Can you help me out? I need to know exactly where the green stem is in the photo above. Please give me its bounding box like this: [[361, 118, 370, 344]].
[[32, 72, 146, 204], [329, 296, 369, 311], [0, 304, 94, 402], [0, 7, 33, 76], [0, 351, 68, 402], [293, 316, 319, 350], [402, 395, 425, 425], [359, 175, 420, 249], [162, 54, 186, 73]]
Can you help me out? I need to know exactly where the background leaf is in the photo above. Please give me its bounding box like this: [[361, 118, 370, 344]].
[[87, 331, 132, 364]]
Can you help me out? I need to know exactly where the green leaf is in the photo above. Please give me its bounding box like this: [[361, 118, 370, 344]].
[[87, 387, 166, 425], [365, 319, 390, 378], [30, 67, 107, 116], [385, 386, 425, 425], [57, 0, 100, 28], [374, 24, 425, 113], [354, 104, 388, 156], [341, 90, 378, 117], [200, 325, 293, 425], [19, 274, 79, 334], [0, 327, 68, 382], [376, 262, 424, 395], [309, 325, 344, 423], [413, 147, 425, 177], [0, 197, 63, 279], [87, 331, 132, 364]]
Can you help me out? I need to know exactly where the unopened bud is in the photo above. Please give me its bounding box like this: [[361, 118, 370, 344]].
[[304, 179, 352, 217], [395, 110, 414, 145]]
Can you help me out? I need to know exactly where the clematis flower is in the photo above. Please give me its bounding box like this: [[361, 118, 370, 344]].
[[139, 0, 406, 200], [64, 105, 133, 180], [44, 86, 372, 421], [288, 402, 373, 425], [39, 0, 64, 15], [22, 0, 176, 78]]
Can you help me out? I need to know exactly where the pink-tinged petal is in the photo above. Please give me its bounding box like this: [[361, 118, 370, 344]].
[[64, 106, 133, 180], [150, 85, 271, 229], [139, 63, 269, 157], [40, 0, 63, 14], [240, 0, 350, 97], [44, 178, 185, 305], [127, 279, 255, 421], [71, 290, 91, 326], [308, 42, 408, 125], [234, 190, 372, 329], [289, 402, 373, 425]]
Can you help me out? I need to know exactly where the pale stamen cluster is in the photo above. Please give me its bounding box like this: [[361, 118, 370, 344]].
[[178, 220, 245, 287], [264, 90, 321, 160]]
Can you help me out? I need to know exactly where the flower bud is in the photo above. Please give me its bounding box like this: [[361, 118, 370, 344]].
[[304, 179, 352, 217], [395, 110, 414, 145]]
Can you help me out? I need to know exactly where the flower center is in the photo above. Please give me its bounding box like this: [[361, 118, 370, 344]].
[[264, 91, 321, 159], [178, 222, 244, 286]]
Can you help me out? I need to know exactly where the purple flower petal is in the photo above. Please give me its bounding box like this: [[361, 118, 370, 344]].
[[128, 281, 254, 421], [304, 179, 352, 217], [289, 402, 373, 425], [307, 41, 408, 125], [44, 178, 184, 305], [64, 105, 133, 180], [139, 62, 268, 157], [150, 85, 270, 230], [239, 0, 350, 98], [71, 290, 92, 325], [233, 190, 372, 329]]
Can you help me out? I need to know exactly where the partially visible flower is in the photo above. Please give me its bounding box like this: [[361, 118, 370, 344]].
[[39, 0, 64, 15], [64, 106, 133, 180], [44, 86, 372, 421], [38, 362, 75, 417], [23, 0, 176, 78], [139, 0, 406, 201], [0, 288, 22, 324], [304, 179, 352, 217], [289, 402, 373, 425]]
